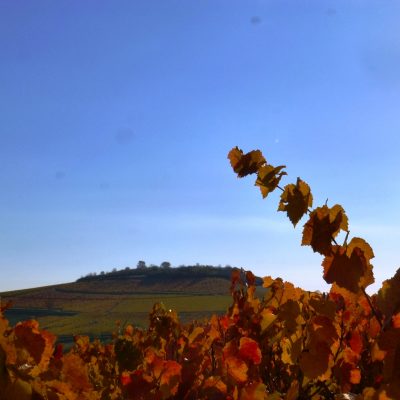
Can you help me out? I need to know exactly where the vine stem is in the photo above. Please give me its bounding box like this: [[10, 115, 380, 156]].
[[343, 230, 350, 246]]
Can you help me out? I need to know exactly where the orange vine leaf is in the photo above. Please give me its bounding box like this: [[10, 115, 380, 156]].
[[322, 245, 374, 293], [278, 177, 313, 226], [302, 204, 348, 256], [225, 356, 248, 383], [255, 164, 287, 198], [376, 268, 400, 319], [228, 147, 266, 178]]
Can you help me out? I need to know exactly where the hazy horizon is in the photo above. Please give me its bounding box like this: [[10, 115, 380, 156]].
[[1, 1, 399, 293]]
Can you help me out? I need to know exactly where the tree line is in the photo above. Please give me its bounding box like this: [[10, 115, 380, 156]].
[[77, 262, 239, 282]]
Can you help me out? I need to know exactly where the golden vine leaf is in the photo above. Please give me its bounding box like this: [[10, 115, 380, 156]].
[[322, 245, 374, 293], [376, 268, 400, 319], [299, 341, 331, 380], [61, 352, 93, 391], [302, 204, 348, 256], [228, 147, 266, 178], [299, 316, 338, 380], [225, 356, 248, 383], [346, 237, 374, 260], [255, 164, 287, 198], [160, 360, 182, 397], [278, 178, 313, 226]]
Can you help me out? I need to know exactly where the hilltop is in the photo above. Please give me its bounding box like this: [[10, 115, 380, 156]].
[[74, 264, 263, 294]]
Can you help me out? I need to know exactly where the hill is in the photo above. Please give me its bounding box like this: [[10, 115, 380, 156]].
[[0, 265, 265, 345], [1, 265, 263, 303], [74, 264, 263, 294]]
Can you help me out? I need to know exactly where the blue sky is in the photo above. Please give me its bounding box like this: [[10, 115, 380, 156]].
[[1, 1, 399, 293]]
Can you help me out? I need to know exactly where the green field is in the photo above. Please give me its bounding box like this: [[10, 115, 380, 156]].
[[33, 294, 233, 336], [3, 291, 236, 336]]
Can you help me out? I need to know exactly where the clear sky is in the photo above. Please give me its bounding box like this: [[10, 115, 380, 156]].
[[1, 1, 399, 293]]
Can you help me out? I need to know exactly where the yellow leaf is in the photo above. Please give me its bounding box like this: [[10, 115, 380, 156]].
[[350, 368, 361, 384], [371, 342, 386, 362], [203, 376, 227, 394], [188, 327, 204, 345], [260, 309, 277, 332], [392, 313, 400, 328], [346, 237, 374, 260], [225, 356, 248, 383], [262, 276, 274, 288], [255, 164, 287, 198]]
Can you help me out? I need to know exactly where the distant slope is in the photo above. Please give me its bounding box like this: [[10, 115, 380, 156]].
[[0, 266, 265, 339], [0, 265, 264, 309]]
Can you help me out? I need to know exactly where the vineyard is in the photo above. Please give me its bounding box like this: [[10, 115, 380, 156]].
[[1, 147, 399, 399]]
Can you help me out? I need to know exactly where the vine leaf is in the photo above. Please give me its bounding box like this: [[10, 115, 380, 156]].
[[299, 341, 331, 380], [322, 244, 374, 293], [228, 147, 266, 178], [299, 316, 338, 380], [279, 300, 302, 335], [14, 321, 46, 365], [260, 309, 277, 333], [240, 382, 268, 400], [225, 356, 248, 383], [347, 237, 375, 289], [159, 360, 182, 397], [203, 376, 227, 395], [255, 164, 287, 198], [346, 237, 374, 260], [349, 330, 363, 355], [13, 320, 56, 377], [262, 276, 274, 288], [285, 381, 300, 400], [350, 369, 361, 384], [62, 353, 92, 391], [392, 313, 400, 328], [238, 337, 262, 365], [376, 268, 400, 319], [302, 204, 348, 256], [278, 177, 313, 226], [309, 296, 336, 319], [280, 334, 303, 365], [377, 328, 400, 391]]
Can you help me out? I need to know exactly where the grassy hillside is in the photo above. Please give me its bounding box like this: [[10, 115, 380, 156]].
[[0, 265, 265, 343]]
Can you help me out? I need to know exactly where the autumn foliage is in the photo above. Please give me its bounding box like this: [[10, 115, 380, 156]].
[[0, 147, 399, 399]]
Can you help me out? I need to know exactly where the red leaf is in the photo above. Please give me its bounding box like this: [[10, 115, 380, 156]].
[[239, 337, 262, 365]]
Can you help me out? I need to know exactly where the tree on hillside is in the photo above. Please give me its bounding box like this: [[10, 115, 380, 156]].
[[160, 261, 171, 269], [136, 260, 146, 270]]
